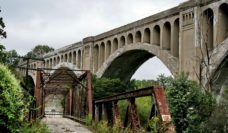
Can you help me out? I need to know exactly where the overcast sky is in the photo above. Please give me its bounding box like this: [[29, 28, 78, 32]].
[[0, 0, 187, 80]]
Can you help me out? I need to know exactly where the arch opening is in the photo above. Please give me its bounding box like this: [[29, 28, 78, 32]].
[[53, 58, 56, 66], [102, 50, 172, 82], [203, 8, 214, 51], [162, 22, 171, 50], [218, 3, 228, 44], [69, 52, 72, 63], [61, 55, 64, 63], [57, 56, 60, 65], [77, 50, 82, 69], [135, 31, 142, 43], [106, 41, 111, 60], [73, 51, 76, 65], [152, 25, 160, 46], [143, 28, 151, 43], [100, 43, 105, 67], [50, 58, 53, 68], [64, 54, 67, 62], [93, 45, 99, 72], [127, 33, 133, 44], [173, 19, 180, 57], [120, 36, 125, 47], [113, 38, 118, 52]]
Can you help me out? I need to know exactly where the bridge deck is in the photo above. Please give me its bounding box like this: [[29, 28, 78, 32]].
[[42, 117, 92, 133]]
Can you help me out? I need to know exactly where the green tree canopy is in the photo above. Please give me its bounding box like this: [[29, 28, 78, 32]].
[[0, 9, 6, 39], [93, 76, 135, 99], [0, 64, 29, 133], [25, 45, 54, 58]]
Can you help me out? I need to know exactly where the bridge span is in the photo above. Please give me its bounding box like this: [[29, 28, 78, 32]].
[[18, 0, 228, 132]]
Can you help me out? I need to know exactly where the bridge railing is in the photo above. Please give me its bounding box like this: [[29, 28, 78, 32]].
[[93, 86, 174, 132]]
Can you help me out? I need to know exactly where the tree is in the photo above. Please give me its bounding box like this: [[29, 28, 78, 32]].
[[93, 76, 135, 99], [0, 9, 7, 63], [25, 45, 54, 58], [0, 64, 29, 133], [0, 9, 6, 39], [158, 74, 214, 133]]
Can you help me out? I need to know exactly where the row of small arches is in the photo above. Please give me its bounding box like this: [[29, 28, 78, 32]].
[[93, 18, 180, 71], [45, 50, 82, 69], [202, 3, 228, 51]]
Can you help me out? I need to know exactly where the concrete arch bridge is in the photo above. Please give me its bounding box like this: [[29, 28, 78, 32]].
[[18, 0, 228, 131]]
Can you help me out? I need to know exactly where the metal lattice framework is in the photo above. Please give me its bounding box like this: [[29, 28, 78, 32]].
[[34, 67, 92, 122]]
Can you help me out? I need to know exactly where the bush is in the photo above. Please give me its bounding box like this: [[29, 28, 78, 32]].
[[158, 73, 215, 133], [93, 76, 135, 99], [0, 64, 29, 132], [23, 120, 50, 133]]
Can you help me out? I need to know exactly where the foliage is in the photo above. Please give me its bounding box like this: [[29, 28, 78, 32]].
[[136, 97, 151, 126], [0, 9, 7, 39], [0, 64, 30, 132], [93, 76, 135, 99], [23, 120, 50, 133], [204, 86, 228, 132], [25, 45, 54, 58], [85, 114, 93, 126], [118, 100, 128, 122], [93, 120, 110, 133], [147, 116, 160, 133], [0, 44, 7, 64], [133, 79, 158, 89], [158, 73, 215, 133]]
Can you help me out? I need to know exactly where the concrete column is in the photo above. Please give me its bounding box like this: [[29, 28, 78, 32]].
[[214, 6, 219, 47], [95, 104, 100, 122], [171, 22, 175, 55], [102, 103, 108, 120], [69, 89, 72, 115], [160, 25, 164, 49], [87, 71, 93, 115]]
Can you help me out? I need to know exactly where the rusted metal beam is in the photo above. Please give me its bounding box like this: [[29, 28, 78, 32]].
[[87, 71, 93, 115], [95, 87, 153, 103], [34, 70, 42, 118], [152, 86, 174, 133], [112, 101, 122, 127]]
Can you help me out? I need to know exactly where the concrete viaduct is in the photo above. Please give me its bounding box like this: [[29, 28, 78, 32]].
[[19, 0, 228, 106], [20, 0, 228, 87]]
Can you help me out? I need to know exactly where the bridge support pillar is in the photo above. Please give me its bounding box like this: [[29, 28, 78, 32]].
[[112, 101, 122, 127], [95, 104, 100, 122], [87, 71, 93, 115], [102, 103, 108, 121], [69, 89, 72, 115], [124, 98, 140, 131], [34, 70, 43, 118]]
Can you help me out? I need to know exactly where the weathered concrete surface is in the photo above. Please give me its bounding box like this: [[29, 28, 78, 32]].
[[42, 117, 92, 133]]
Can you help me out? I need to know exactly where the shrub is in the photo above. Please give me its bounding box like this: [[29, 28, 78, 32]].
[[158, 73, 215, 133], [23, 120, 50, 133], [0, 64, 29, 132]]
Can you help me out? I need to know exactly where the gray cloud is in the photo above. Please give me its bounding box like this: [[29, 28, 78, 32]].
[[0, 0, 187, 79]]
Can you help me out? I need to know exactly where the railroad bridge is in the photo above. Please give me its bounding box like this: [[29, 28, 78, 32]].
[[18, 0, 228, 131]]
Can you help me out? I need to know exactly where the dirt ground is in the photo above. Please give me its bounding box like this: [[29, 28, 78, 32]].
[[42, 117, 92, 133]]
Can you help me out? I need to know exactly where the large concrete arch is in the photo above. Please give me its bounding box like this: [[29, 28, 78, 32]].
[[96, 43, 178, 82], [201, 37, 228, 87]]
